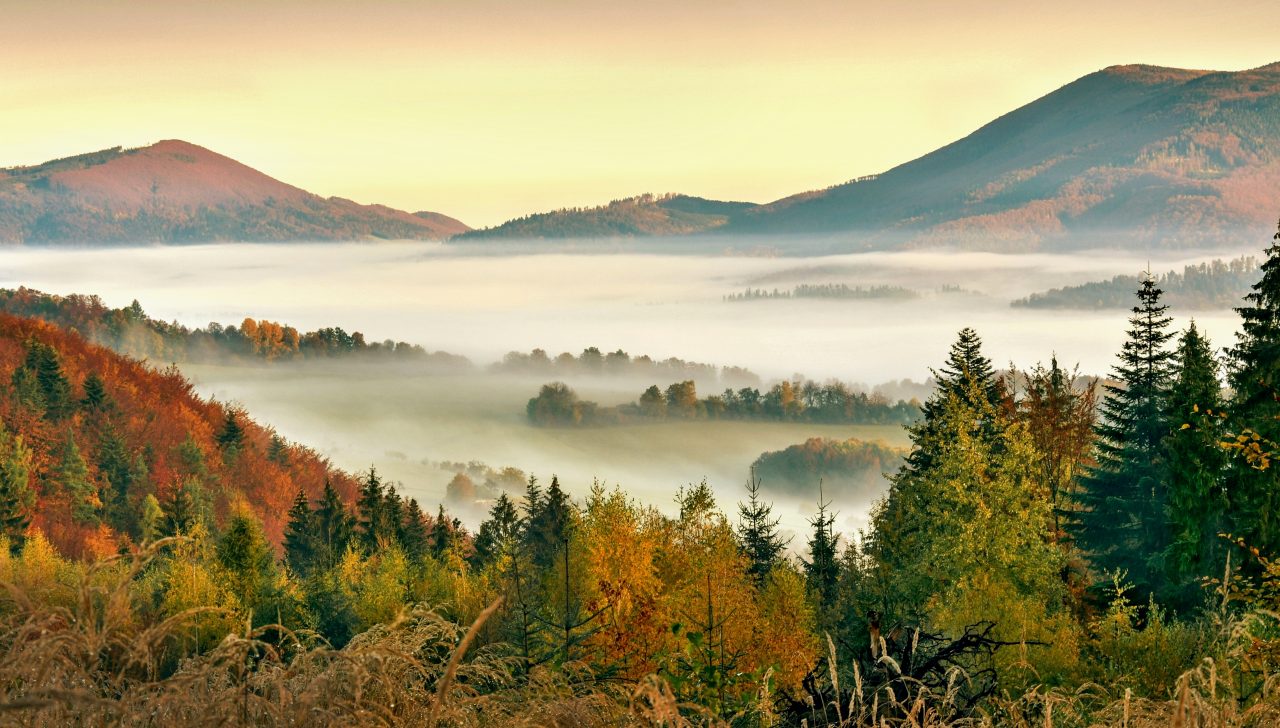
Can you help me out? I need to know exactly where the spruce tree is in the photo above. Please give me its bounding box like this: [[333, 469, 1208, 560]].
[[526, 475, 572, 569], [904, 328, 1004, 474], [81, 371, 109, 411], [803, 485, 840, 616], [51, 434, 97, 523], [1161, 322, 1228, 602], [474, 492, 521, 569], [161, 482, 196, 536], [1226, 221, 1280, 554], [400, 498, 429, 562], [283, 489, 316, 575], [737, 470, 789, 584], [266, 433, 290, 466], [1074, 276, 1175, 598], [22, 342, 73, 420], [356, 467, 388, 551], [313, 480, 353, 570], [0, 424, 34, 550], [1019, 356, 1096, 540], [216, 409, 245, 461]]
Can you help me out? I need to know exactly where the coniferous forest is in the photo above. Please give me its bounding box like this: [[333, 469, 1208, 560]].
[[0, 222, 1276, 726]]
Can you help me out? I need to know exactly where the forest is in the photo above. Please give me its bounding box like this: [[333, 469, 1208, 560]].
[[0, 287, 470, 366], [0, 223, 1277, 726], [525, 378, 922, 427], [1012, 256, 1261, 310], [725, 284, 919, 302]]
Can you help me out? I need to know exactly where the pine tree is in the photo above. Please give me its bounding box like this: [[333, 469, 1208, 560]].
[[51, 434, 97, 523], [266, 433, 290, 466], [1226, 221, 1280, 554], [313, 480, 353, 571], [217, 514, 275, 610], [1075, 276, 1175, 598], [1161, 322, 1228, 602], [399, 498, 430, 562], [215, 409, 245, 461], [81, 371, 110, 411], [474, 492, 521, 569], [904, 328, 1004, 475], [19, 342, 74, 420], [283, 489, 316, 575], [527, 476, 573, 569], [737, 469, 789, 584], [98, 432, 143, 537], [0, 424, 35, 550], [161, 482, 197, 536], [803, 485, 840, 616], [356, 467, 388, 551]]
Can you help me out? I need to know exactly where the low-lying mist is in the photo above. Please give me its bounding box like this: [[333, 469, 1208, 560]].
[[0, 239, 1260, 535]]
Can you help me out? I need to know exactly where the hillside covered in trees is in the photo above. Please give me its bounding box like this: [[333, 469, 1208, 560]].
[[458, 193, 757, 240], [2, 224, 1280, 725], [1012, 256, 1262, 309], [0, 287, 471, 367]]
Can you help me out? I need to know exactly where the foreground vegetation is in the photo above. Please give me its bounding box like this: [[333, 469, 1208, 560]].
[[0, 223, 1279, 725]]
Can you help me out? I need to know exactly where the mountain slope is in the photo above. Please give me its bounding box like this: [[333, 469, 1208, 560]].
[[726, 62, 1280, 248], [458, 193, 758, 240], [0, 140, 469, 244], [0, 310, 360, 557]]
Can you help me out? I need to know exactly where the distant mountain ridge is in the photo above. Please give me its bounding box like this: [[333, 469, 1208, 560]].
[[0, 140, 469, 244], [469, 62, 1280, 250], [457, 193, 758, 240]]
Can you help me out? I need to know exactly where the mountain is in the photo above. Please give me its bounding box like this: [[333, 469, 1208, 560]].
[[458, 193, 758, 240], [469, 63, 1280, 250], [0, 140, 469, 244]]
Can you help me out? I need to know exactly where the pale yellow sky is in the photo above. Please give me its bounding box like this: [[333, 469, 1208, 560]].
[[2, 0, 1278, 226]]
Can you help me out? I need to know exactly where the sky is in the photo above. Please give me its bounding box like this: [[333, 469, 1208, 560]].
[[2, 0, 1279, 227]]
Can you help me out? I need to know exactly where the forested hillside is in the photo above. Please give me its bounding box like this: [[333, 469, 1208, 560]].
[[0, 312, 361, 555], [1013, 256, 1261, 309]]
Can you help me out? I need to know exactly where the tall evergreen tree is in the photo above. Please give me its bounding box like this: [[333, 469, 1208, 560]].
[[737, 470, 789, 584], [215, 409, 245, 461], [283, 489, 316, 575], [356, 467, 389, 551], [904, 328, 1005, 475], [81, 371, 110, 412], [51, 434, 97, 523], [526, 475, 572, 568], [473, 492, 521, 569], [266, 433, 290, 466], [1074, 276, 1175, 598], [18, 342, 74, 420], [803, 484, 840, 616], [313, 480, 354, 571], [1161, 322, 1229, 604], [1226, 221, 1280, 554], [0, 424, 34, 550], [400, 498, 429, 562], [161, 481, 197, 537]]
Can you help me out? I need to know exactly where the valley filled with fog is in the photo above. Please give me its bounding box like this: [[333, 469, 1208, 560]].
[[0, 240, 1260, 539]]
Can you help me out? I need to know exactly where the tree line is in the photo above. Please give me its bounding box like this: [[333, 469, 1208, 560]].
[[526, 378, 921, 427]]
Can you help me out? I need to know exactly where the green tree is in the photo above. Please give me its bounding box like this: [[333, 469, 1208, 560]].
[[903, 328, 1004, 477], [474, 492, 521, 569], [1074, 276, 1175, 600], [736, 470, 788, 584], [161, 481, 197, 537], [1161, 322, 1229, 605], [266, 433, 290, 466], [1226, 222, 1280, 554], [18, 341, 74, 420], [80, 371, 110, 411], [526, 475, 573, 569], [215, 409, 246, 462], [399, 497, 429, 562], [0, 424, 34, 550], [138, 494, 163, 543], [283, 489, 316, 575], [638, 385, 668, 418], [803, 485, 840, 617], [312, 480, 353, 571], [356, 467, 391, 551], [216, 513, 275, 611], [51, 434, 97, 523]]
